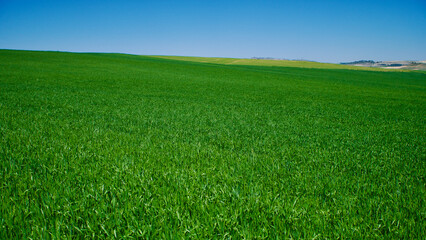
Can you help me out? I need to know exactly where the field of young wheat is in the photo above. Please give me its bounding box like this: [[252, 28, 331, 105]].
[[0, 50, 424, 238]]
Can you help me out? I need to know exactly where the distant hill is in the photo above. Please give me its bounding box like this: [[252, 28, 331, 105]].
[[151, 56, 410, 71], [341, 60, 376, 65], [341, 60, 426, 70]]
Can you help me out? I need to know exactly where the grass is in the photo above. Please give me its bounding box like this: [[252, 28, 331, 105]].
[[0, 49, 425, 239]]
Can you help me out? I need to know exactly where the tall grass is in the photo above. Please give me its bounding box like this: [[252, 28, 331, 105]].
[[1, 50, 425, 238]]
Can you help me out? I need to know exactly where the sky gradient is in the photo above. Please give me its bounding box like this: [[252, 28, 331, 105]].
[[0, 0, 425, 63]]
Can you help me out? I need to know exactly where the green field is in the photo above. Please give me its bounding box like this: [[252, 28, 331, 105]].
[[0, 49, 425, 239]]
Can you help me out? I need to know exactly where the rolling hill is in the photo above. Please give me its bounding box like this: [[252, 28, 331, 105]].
[[341, 60, 426, 71], [1, 49, 425, 239]]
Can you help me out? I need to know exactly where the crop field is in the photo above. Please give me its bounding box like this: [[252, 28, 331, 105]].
[[0, 49, 425, 239]]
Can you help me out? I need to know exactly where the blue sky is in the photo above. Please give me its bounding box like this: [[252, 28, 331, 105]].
[[0, 0, 425, 62]]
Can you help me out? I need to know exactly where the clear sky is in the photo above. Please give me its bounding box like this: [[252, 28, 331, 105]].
[[0, 0, 425, 63]]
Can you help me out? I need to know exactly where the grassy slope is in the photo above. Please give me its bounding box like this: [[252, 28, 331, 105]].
[[0, 50, 425, 239], [150, 55, 412, 72]]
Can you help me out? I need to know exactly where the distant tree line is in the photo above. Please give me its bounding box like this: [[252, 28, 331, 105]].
[[340, 60, 376, 65]]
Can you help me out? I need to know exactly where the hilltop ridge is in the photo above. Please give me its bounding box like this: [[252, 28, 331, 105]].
[[150, 55, 413, 72], [341, 60, 426, 70]]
